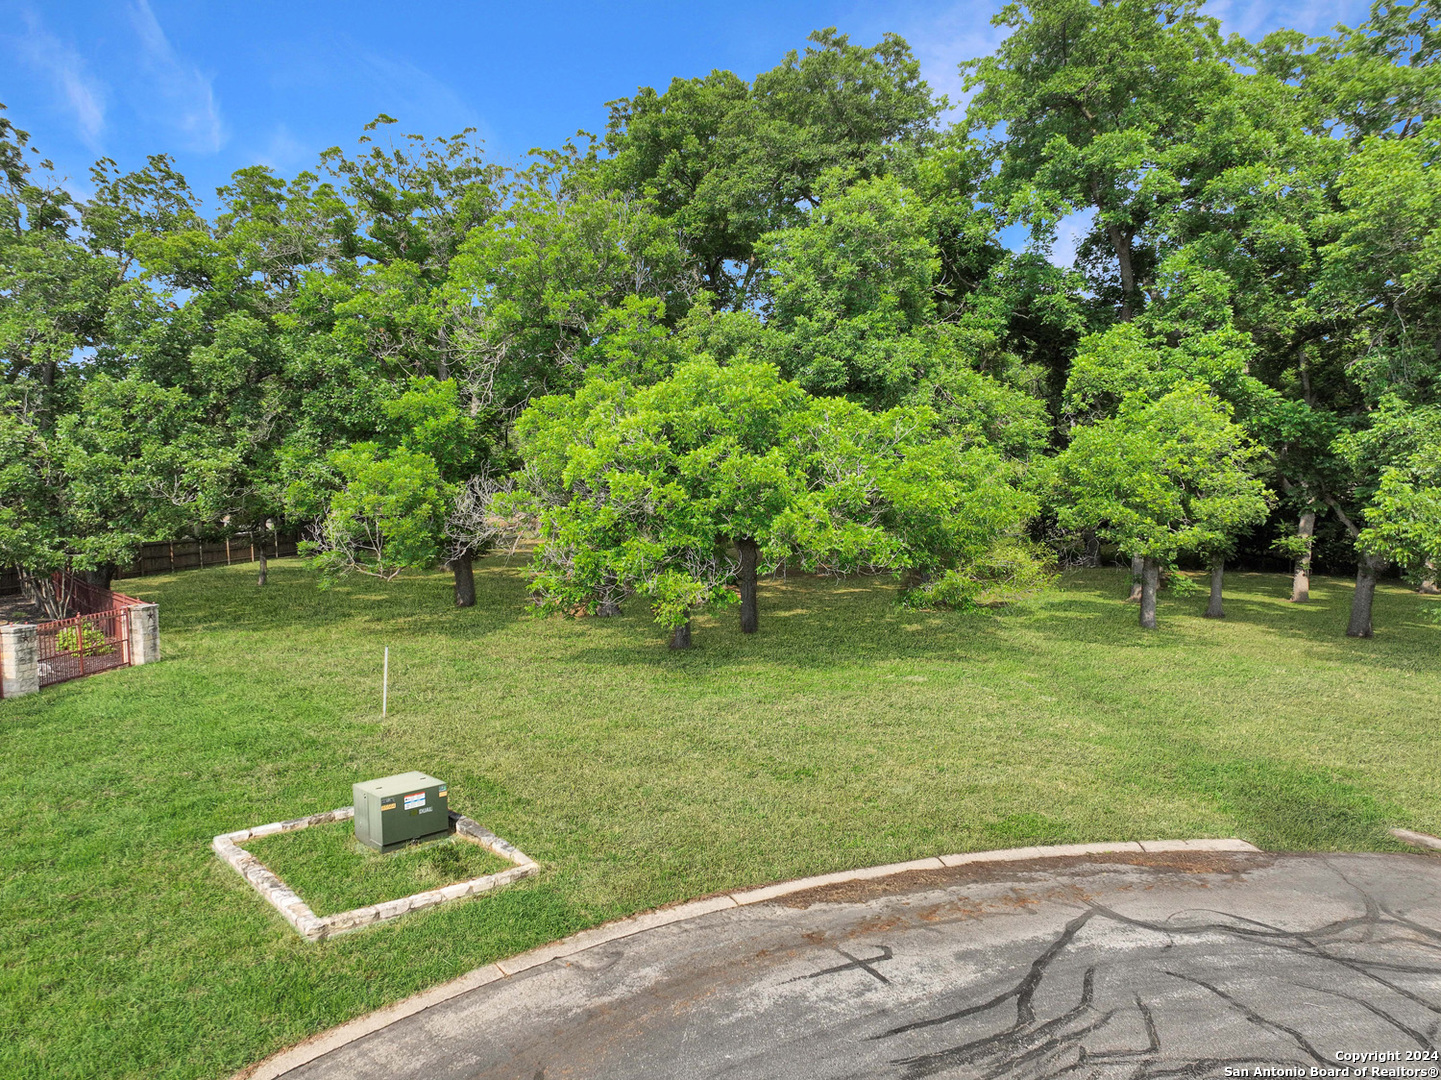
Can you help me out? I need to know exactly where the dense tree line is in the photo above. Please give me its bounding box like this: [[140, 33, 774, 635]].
[[2, 0, 1438, 642]]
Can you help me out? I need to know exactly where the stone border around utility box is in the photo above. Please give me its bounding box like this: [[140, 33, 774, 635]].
[[236, 836, 1259, 1080], [213, 807, 539, 941]]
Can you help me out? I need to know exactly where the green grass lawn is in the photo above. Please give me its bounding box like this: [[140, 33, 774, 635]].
[[1, 558, 1438, 1079], [243, 821, 512, 917]]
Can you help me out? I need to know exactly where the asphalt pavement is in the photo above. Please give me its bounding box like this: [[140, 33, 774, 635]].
[[271, 850, 1441, 1080]]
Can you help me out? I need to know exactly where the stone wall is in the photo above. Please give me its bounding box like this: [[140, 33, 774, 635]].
[[128, 604, 160, 666]]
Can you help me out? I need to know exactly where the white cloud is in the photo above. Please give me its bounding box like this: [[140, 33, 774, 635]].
[[127, 0, 226, 153], [1208, 0, 1365, 39], [8, 11, 107, 150], [902, 3, 1011, 122], [846, 1, 1010, 124], [999, 211, 1092, 268]]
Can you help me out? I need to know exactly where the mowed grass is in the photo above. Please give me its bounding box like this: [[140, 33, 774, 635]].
[[244, 821, 512, 917], [1, 557, 1438, 1079]]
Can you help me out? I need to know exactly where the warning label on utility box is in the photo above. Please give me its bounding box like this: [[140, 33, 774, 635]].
[[404, 792, 426, 810]]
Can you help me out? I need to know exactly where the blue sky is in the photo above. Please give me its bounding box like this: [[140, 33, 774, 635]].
[[4, 0, 1371, 214]]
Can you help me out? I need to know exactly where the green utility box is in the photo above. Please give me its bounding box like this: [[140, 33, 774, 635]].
[[353, 771, 449, 852]]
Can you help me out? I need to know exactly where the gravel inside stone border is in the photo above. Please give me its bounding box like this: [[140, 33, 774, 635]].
[[213, 807, 539, 941]]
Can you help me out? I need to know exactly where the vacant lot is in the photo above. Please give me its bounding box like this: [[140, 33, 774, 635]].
[[1, 559, 1437, 1079]]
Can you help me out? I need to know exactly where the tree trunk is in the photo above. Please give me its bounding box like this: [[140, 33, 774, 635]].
[[20, 568, 68, 620], [737, 537, 759, 634], [1419, 560, 1438, 595], [257, 546, 268, 587], [1089, 179, 1138, 322], [1081, 528, 1100, 567], [669, 620, 692, 650], [1346, 554, 1385, 638], [1204, 558, 1225, 619], [80, 564, 116, 591], [596, 572, 622, 616], [1112, 229, 1138, 322], [1139, 557, 1159, 630], [897, 567, 927, 595], [1290, 510, 1316, 603], [1126, 554, 1144, 603], [452, 551, 475, 608]]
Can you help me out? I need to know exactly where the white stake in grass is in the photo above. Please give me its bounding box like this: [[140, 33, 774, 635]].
[[382, 647, 389, 717]]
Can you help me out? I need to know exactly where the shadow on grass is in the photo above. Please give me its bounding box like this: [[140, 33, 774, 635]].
[[553, 568, 1437, 679], [119, 558, 533, 640], [116, 559, 1438, 681], [1011, 570, 1440, 675], [879, 756, 1405, 851]]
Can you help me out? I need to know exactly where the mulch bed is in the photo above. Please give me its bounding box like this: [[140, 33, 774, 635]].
[[0, 595, 45, 624]]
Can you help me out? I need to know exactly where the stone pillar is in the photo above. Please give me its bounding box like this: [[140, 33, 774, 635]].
[[127, 604, 159, 666], [1, 623, 40, 698]]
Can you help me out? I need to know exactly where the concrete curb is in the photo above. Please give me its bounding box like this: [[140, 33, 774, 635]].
[[1391, 827, 1441, 852], [236, 837, 1259, 1080]]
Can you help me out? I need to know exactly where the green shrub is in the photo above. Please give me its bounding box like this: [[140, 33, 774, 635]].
[[53, 618, 112, 657], [900, 539, 1058, 610]]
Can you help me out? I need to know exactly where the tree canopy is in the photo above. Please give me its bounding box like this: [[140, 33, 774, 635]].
[[3, 2, 1438, 642]]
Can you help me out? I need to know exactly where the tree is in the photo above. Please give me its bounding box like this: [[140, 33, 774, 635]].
[[296, 117, 505, 421], [604, 30, 941, 308], [510, 358, 1041, 647], [264, 120, 516, 599], [104, 153, 347, 585], [1143, 3, 1441, 616], [298, 378, 493, 604], [1060, 260, 1279, 614], [1356, 415, 1441, 609], [509, 361, 805, 644], [448, 146, 687, 412], [0, 110, 213, 601], [1304, 115, 1441, 635], [0, 108, 114, 409], [304, 443, 451, 582], [1055, 384, 1272, 629], [754, 170, 1052, 461], [758, 172, 937, 404], [1331, 400, 1441, 636], [964, 0, 1238, 322]]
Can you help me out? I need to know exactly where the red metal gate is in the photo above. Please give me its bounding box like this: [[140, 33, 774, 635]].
[[36, 608, 131, 687]]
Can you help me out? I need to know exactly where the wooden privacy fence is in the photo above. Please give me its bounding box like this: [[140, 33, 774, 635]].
[[0, 537, 299, 598], [0, 538, 298, 597], [115, 536, 300, 580]]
